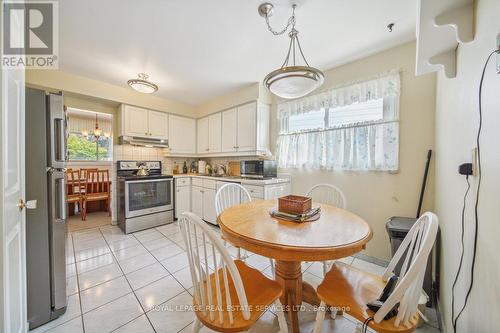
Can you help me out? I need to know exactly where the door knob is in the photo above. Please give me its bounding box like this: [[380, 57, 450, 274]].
[[19, 199, 37, 210], [17, 199, 25, 210]]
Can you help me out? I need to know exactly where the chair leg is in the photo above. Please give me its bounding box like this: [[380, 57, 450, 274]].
[[274, 300, 288, 333], [355, 322, 363, 333], [82, 200, 86, 221], [192, 317, 202, 333], [323, 261, 329, 276], [269, 259, 275, 278], [313, 301, 326, 333]]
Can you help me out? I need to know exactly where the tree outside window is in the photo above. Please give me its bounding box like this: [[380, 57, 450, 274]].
[[67, 108, 112, 161]]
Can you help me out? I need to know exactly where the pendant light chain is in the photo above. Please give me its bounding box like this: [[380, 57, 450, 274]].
[[264, 4, 296, 36]]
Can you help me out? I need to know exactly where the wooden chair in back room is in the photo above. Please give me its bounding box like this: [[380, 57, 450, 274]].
[[81, 169, 111, 220]]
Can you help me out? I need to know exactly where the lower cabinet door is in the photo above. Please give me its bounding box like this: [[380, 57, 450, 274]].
[[191, 186, 204, 218], [202, 188, 217, 224], [175, 186, 191, 219]]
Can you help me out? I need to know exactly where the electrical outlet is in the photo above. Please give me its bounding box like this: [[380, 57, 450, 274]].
[[497, 33, 500, 74], [472, 147, 478, 176]]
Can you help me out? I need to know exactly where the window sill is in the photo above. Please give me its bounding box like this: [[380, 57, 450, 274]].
[[67, 161, 113, 166]]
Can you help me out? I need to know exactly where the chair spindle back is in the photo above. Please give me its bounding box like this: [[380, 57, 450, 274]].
[[179, 212, 251, 325]]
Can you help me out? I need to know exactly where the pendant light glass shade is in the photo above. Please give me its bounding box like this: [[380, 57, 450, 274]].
[[264, 66, 324, 99], [127, 73, 158, 94], [259, 3, 324, 99]]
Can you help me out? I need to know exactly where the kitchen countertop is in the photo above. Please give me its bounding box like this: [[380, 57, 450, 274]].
[[171, 173, 290, 185]]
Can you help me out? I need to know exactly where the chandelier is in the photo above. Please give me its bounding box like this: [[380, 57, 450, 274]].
[[81, 114, 110, 139], [127, 73, 158, 94], [258, 3, 324, 99]]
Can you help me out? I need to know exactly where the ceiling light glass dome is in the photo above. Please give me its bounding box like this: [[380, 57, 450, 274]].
[[127, 73, 158, 94]]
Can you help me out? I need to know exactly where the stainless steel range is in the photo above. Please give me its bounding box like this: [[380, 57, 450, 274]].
[[117, 161, 174, 233]]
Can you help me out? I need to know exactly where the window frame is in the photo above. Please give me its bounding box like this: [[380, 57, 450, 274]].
[[66, 108, 113, 162]]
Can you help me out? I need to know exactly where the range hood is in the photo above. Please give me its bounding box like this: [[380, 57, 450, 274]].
[[119, 135, 169, 148]]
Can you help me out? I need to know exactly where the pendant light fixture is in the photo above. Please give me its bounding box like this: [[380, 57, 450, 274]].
[[127, 73, 158, 94], [259, 3, 324, 99], [81, 113, 111, 139]]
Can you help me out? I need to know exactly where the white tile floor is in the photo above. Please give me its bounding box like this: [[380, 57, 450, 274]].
[[30, 223, 441, 333]]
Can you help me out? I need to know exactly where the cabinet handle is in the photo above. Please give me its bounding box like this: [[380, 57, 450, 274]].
[[206, 149, 209, 151], [145, 132, 148, 135]]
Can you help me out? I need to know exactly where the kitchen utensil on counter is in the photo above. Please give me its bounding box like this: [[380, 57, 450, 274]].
[[227, 161, 240, 176], [215, 164, 226, 176], [136, 162, 150, 176], [190, 161, 197, 173], [183, 161, 188, 174], [198, 160, 207, 175]]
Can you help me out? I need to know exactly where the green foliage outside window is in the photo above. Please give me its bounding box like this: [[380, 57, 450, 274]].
[[67, 133, 111, 161]]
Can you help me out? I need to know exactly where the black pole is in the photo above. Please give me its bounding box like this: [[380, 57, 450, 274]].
[[416, 150, 432, 218]]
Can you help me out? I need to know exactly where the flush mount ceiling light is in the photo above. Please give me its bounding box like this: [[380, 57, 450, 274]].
[[127, 73, 158, 94], [259, 3, 324, 99]]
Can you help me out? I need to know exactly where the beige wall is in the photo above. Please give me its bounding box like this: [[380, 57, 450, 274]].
[[195, 83, 261, 117], [435, 0, 500, 332], [26, 69, 197, 117], [271, 42, 437, 260]]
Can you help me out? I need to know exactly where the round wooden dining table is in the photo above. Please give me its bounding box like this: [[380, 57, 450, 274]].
[[217, 199, 373, 333]]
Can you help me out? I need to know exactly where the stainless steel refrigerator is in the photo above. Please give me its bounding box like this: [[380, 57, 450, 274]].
[[25, 88, 67, 329]]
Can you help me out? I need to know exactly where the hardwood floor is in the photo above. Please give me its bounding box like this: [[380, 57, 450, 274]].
[[67, 211, 112, 233]]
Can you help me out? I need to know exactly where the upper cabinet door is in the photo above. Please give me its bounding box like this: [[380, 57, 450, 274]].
[[208, 113, 222, 153], [123, 105, 149, 137], [148, 110, 168, 139], [237, 102, 257, 151], [169, 115, 196, 154], [221, 108, 238, 152], [197, 117, 209, 154]]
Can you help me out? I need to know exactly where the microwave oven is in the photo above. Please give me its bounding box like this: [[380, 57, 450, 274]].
[[240, 160, 277, 179]]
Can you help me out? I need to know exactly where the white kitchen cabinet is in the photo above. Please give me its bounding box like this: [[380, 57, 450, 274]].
[[208, 113, 222, 153], [242, 182, 291, 201], [121, 105, 150, 137], [119, 104, 168, 139], [265, 183, 291, 199], [191, 186, 204, 218], [202, 188, 217, 224], [148, 110, 169, 139], [236, 102, 257, 151], [175, 185, 191, 219], [221, 107, 238, 152], [198, 113, 222, 154], [197, 117, 209, 154], [220, 102, 270, 154], [168, 115, 196, 155], [191, 184, 217, 224]]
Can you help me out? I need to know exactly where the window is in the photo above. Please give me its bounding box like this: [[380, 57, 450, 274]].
[[276, 71, 400, 171], [67, 109, 113, 161], [328, 99, 383, 127], [286, 99, 384, 133], [288, 109, 325, 132]]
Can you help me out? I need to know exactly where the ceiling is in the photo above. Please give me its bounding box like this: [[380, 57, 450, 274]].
[[59, 0, 417, 106]]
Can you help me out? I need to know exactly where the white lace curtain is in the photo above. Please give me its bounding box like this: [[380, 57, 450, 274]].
[[276, 70, 400, 171]]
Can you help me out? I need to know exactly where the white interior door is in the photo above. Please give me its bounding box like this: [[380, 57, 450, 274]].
[[1, 22, 27, 333]]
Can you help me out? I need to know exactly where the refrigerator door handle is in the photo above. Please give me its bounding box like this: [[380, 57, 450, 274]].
[[58, 176, 66, 221], [47, 93, 66, 169], [55, 117, 67, 163], [48, 169, 67, 310]]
